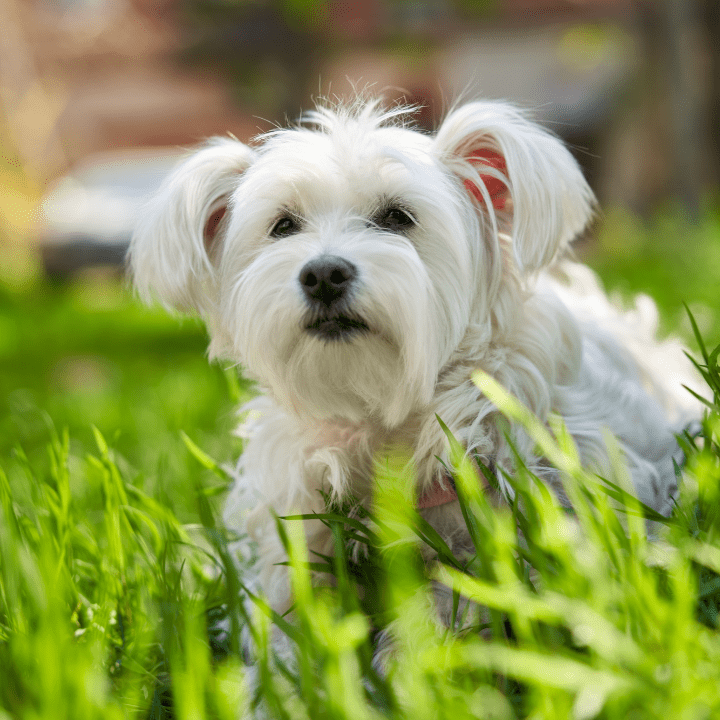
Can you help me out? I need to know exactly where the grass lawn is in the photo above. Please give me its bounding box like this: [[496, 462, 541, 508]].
[[1, 208, 720, 720]]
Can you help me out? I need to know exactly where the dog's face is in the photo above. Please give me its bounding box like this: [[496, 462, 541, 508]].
[[131, 100, 594, 427], [217, 110, 476, 426]]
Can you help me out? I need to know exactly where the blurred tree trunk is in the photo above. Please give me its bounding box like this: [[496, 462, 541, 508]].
[[702, 0, 720, 192], [662, 0, 707, 217], [640, 0, 709, 217]]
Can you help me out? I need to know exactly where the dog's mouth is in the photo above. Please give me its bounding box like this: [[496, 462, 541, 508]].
[[305, 313, 370, 341]]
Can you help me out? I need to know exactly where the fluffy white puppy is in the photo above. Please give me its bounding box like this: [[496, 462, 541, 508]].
[[130, 98, 697, 617]]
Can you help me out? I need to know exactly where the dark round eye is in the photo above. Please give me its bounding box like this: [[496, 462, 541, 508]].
[[270, 215, 299, 238], [377, 207, 415, 232]]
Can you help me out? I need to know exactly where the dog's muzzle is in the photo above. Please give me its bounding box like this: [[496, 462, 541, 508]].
[[299, 255, 356, 306], [299, 255, 369, 340]]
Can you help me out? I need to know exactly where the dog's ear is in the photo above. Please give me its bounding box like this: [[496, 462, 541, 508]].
[[128, 137, 254, 311], [434, 102, 595, 273]]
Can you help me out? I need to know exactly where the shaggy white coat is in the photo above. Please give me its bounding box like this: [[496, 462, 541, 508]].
[[130, 98, 698, 617]]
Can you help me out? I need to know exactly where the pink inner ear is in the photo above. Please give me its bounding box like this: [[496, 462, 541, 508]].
[[204, 206, 227, 249], [464, 149, 508, 210]]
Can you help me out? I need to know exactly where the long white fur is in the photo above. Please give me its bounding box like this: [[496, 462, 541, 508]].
[[129, 98, 699, 619]]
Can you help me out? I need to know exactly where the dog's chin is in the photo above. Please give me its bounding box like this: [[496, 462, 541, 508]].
[[272, 321, 418, 426], [305, 314, 370, 342]]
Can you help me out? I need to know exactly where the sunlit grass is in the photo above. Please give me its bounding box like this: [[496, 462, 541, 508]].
[[587, 204, 720, 339]]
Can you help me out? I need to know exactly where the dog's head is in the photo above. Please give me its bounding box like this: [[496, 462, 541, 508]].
[[130, 99, 594, 426]]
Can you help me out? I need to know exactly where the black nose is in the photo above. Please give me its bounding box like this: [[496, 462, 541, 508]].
[[299, 256, 357, 308]]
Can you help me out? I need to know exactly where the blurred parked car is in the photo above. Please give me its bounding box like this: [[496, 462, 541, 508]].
[[39, 148, 185, 275]]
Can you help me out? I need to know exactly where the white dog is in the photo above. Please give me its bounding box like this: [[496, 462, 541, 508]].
[[130, 97, 697, 621]]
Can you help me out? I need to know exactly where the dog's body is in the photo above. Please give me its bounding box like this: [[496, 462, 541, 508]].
[[130, 98, 697, 617]]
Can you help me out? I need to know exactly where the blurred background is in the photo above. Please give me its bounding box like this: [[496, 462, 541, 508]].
[[1, 0, 719, 492], [3, 0, 720, 268]]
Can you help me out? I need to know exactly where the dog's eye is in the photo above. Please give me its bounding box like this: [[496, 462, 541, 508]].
[[270, 215, 300, 238], [376, 207, 415, 233]]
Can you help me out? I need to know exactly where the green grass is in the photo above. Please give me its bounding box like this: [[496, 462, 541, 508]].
[[0, 273, 248, 521], [1, 210, 720, 719], [586, 204, 720, 337]]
